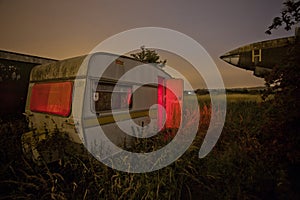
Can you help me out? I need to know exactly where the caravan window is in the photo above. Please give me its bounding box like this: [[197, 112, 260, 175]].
[[30, 82, 73, 116], [94, 83, 132, 112]]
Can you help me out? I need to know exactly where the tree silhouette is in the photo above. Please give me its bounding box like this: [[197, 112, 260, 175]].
[[263, 0, 300, 110], [130, 46, 167, 67], [262, 2, 299, 195], [265, 0, 300, 34]]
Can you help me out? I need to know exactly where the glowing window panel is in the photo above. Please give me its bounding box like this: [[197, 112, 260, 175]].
[[165, 79, 183, 129], [30, 82, 73, 117], [157, 76, 165, 130]]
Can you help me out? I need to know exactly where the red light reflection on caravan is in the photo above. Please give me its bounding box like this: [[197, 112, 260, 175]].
[[165, 79, 183, 129], [157, 78, 183, 130]]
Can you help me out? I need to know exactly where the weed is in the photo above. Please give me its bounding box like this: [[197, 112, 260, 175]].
[[0, 94, 299, 199]]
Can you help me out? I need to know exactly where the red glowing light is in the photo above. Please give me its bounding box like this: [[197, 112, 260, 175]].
[[165, 79, 183, 129], [30, 82, 73, 116]]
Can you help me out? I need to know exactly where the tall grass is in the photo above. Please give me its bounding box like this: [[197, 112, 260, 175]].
[[0, 94, 299, 199]]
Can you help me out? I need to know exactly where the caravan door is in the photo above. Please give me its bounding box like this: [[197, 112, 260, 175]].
[[157, 78, 183, 130]]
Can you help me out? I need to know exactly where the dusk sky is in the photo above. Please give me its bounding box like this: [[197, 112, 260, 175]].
[[0, 0, 293, 88]]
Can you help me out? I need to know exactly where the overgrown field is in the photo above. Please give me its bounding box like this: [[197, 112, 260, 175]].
[[0, 94, 299, 199]]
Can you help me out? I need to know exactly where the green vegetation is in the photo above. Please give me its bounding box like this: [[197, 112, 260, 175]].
[[0, 94, 299, 199], [197, 93, 265, 103], [130, 46, 167, 67]]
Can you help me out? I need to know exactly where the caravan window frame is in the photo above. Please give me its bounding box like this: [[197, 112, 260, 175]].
[[92, 80, 133, 113]]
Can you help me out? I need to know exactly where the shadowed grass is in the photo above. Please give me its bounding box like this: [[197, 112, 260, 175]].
[[0, 95, 299, 199]]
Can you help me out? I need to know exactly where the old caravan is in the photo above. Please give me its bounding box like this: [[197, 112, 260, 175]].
[[22, 52, 183, 162]]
